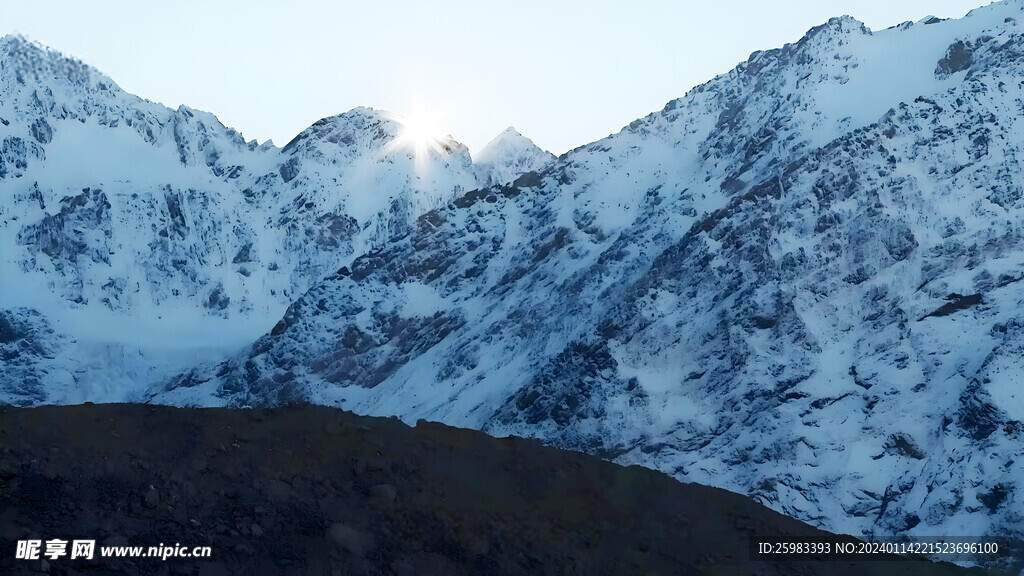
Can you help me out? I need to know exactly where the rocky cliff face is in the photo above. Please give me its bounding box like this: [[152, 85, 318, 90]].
[[147, 0, 1024, 558]]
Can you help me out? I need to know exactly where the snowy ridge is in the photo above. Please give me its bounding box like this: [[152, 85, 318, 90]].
[[147, 0, 1024, 564]]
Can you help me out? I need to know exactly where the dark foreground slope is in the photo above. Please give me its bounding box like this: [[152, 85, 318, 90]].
[[0, 405, 993, 575]]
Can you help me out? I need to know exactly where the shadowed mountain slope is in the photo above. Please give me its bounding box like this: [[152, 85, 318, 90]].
[[0, 404, 1000, 575]]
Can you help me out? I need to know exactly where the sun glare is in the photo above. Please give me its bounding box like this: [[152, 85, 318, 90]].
[[391, 111, 448, 161]]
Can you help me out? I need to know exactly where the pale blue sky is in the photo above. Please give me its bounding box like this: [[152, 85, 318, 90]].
[[2, 0, 993, 155]]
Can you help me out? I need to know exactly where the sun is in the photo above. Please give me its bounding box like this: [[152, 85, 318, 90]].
[[389, 110, 448, 161]]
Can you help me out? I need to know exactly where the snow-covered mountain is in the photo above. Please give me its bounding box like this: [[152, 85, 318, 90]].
[[0, 35, 507, 403], [6, 0, 1024, 564], [142, 0, 1024, 561], [473, 127, 555, 186]]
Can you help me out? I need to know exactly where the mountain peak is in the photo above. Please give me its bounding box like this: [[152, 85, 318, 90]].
[[473, 126, 554, 186], [282, 107, 394, 153], [274, 105, 476, 221], [475, 126, 547, 162], [497, 126, 524, 138], [827, 14, 866, 27], [797, 14, 870, 46], [283, 107, 469, 159]]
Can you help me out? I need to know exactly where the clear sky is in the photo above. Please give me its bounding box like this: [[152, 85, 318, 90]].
[[2, 0, 994, 156]]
